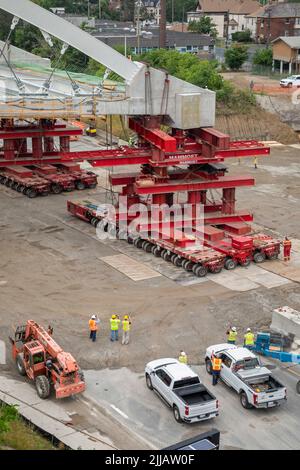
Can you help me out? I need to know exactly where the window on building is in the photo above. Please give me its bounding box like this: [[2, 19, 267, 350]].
[[285, 30, 289, 36], [296, 18, 300, 25], [261, 19, 264, 26], [286, 18, 290, 24]]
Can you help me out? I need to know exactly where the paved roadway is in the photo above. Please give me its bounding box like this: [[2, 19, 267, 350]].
[[83, 360, 300, 450]]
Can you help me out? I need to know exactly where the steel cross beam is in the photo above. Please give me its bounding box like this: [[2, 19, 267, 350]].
[[134, 176, 255, 195]]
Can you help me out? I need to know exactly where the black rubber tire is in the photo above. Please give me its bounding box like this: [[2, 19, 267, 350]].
[[152, 246, 161, 257], [134, 238, 143, 248], [75, 181, 85, 191], [143, 242, 153, 253], [288, 82, 293, 88], [173, 405, 183, 423], [194, 265, 208, 278], [225, 258, 238, 270], [296, 380, 300, 394], [205, 359, 212, 375], [253, 252, 266, 264], [183, 260, 194, 272], [11, 182, 18, 190], [16, 353, 26, 376], [163, 251, 172, 262], [173, 256, 183, 267], [240, 392, 253, 409], [267, 252, 279, 261], [51, 183, 63, 194], [27, 188, 38, 199], [17, 185, 25, 193], [145, 373, 153, 390], [127, 236, 134, 244], [35, 375, 50, 399], [5, 179, 12, 187]]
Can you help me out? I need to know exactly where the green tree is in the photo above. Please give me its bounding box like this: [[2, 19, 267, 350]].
[[225, 45, 248, 70], [166, 0, 196, 22], [188, 17, 218, 38], [253, 48, 273, 66]]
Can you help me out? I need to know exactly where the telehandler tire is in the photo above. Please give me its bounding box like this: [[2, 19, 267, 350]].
[[16, 353, 26, 376], [35, 375, 50, 399]]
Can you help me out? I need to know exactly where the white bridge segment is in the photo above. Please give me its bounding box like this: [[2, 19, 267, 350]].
[[0, 0, 139, 83], [0, 0, 216, 129]]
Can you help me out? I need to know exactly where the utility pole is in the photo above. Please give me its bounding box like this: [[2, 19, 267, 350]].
[[136, 0, 142, 55], [172, 0, 174, 24], [159, 0, 167, 48], [88, 0, 90, 20], [99, 0, 101, 20]]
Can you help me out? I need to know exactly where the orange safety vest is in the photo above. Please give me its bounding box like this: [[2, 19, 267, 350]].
[[89, 319, 97, 331], [212, 357, 222, 371]]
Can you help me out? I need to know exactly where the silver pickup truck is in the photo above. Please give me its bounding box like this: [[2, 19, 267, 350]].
[[205, 344, 287, 409], [145, 358, 219, 423]]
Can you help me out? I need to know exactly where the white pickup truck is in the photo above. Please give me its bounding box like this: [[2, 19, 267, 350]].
[[145, 358, 219, 423], [205, 344, 287, 409]]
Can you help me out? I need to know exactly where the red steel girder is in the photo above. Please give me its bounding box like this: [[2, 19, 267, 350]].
[[129, 118, 177, 152], [0, 128, 82, 139], [134, 175, 255, 195], [195, 128, 230, 150]]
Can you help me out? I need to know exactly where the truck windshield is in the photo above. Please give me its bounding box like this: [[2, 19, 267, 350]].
[[235, 358, 259, 370], [173, 377, 200, 389]]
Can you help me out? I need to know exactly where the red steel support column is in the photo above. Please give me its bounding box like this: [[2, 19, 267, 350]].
[[3, 139, 15, 160], [32, 137, 43, 159], [188, 191, 202, 219], [19, 138, 28, 154], [44, 136, 55, 152], [60, 136, 70, 152], [222, 188, 236, 215]]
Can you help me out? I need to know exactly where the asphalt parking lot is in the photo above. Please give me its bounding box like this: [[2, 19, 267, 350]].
[[83, 360, 300, 450]]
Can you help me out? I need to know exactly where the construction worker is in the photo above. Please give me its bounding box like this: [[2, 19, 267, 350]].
[[227, 326, 237, 344], [283, 236, 292, 262], [122, 315, 131, 345], [110, 314, 120, 342], [178, 351, 188, 364], [254, 156, 258, 169], [244, 328, 255, 350], [211, 353, 222, 386], [89, 315, 99, 342], [47, 325, 53, 336]]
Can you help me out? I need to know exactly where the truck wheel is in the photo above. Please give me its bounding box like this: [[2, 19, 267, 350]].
[[205, 359, 212, 375], [75, 181, 86, 190], [253, 252, 266, 264], [35, 375, 50, 399], [51, 183, 63, 194], [26, 188, 38, 199], [152, 246, 161, 257], [296, 380, 300, 394], [225, 258, 237, 270], [145, 373, 153, 390], [16, 353, 26, 376], [173, 256, 183, 267], [240, 392, 253, 409], [194, 265, 208, 278], [173, 405, 183, 423], [162, 250, 172, 262], [240, 257, 251, 267], [267, 252, 279, 261]]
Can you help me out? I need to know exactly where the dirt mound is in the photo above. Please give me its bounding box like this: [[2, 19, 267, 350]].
[[216, 107, 299, 144]]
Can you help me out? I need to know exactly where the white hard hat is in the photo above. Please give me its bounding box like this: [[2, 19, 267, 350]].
[[181, 351, 186, 356], [232, 327, 237, 332], [247, 328, 251, 332], [91, 315, 96, 319]]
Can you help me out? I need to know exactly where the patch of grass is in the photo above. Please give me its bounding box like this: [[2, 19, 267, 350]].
[[0, 406, 55, 450]]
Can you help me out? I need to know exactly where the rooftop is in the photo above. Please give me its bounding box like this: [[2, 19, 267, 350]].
[[258, 2, 300, 18], [226, 347, 256, 361], [272, 36, 300, 48], [164, 363, 198, 380], [197, 0, 261, 15]]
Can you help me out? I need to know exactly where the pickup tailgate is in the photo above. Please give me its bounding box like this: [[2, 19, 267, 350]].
[[187, 399, 218, 419], [256, 387, 286, 405]]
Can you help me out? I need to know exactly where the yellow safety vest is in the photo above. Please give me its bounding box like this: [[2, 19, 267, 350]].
[[110, 318, 120, 331], [122, 320, 130, 332], [212, 357, 222, 371], [179, 355, 187, 364], [244, 332, 255, 346], [228, 330, 237, 342]]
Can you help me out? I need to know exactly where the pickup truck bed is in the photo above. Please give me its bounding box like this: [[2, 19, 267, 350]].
[[174, 384, 215, 406], [245, 375, 283, 393]]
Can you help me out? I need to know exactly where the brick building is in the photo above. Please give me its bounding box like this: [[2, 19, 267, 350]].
[[254, 2, 300, 44]]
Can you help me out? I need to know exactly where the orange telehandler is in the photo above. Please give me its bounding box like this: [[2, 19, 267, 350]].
[[10, 320, 85, 399]]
